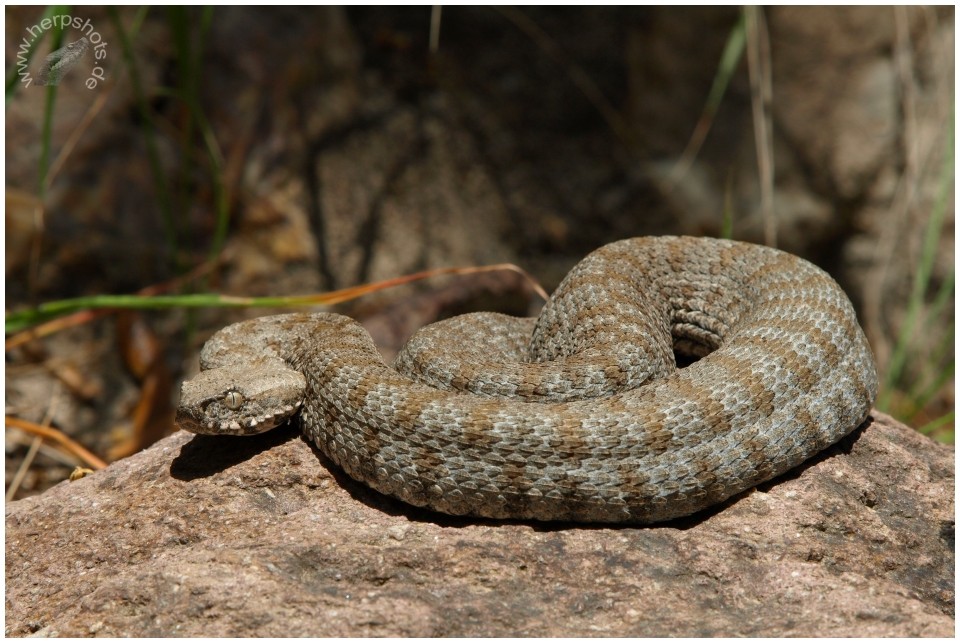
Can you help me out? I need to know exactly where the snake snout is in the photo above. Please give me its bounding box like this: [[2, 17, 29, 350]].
[[176, 366, 306, 436]]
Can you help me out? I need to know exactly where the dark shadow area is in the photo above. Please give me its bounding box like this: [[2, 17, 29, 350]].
[[300, 432, 733, 532], [169, 423, 301, 481], [659, 414, 877, 530], [299, 433, 491, 529], [755, 413, 874, 491], [169, 413, 877, 530]]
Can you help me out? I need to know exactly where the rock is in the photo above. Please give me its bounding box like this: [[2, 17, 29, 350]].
[[5, 411, 953, 637]]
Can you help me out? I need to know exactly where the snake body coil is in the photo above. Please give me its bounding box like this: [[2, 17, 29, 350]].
[[176, 237, 877, 523]]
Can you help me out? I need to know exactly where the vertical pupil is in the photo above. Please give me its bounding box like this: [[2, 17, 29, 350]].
[[224, 391, 243, 410]]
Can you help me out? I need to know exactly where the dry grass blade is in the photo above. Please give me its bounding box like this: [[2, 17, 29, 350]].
[[862, 6, 927, 367], [302, 263, 550, 306], [6, 436, 43, 501], [429, 5, 442, 53], [744, 6, 776, 247], [45, 88, 112, 189], [5, 415, 108, 471], [496, 6, 633, 149]]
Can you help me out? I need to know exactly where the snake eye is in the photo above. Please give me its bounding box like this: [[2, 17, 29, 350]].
[[224, 391, 244, 410]]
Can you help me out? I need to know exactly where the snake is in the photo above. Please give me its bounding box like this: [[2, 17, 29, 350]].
[[176, 236, 878, 524]]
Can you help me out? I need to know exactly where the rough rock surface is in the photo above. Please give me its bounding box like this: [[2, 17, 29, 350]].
[[5, 412, 953, 637]]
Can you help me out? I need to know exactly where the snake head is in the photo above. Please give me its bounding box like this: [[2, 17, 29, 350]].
[[175, 366, 306, 436]]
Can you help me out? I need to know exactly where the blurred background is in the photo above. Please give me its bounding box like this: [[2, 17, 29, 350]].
[[5, 6, 954, 497]]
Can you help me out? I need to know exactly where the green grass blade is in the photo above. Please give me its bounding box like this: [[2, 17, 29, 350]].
[[916, 411, 954, 441], [877, 109, 954, 410], [5, 5, 67, 106], [5, 293, 329, 334], [107, 7, 179, 270], [35, 7, 70, 199], [669, 13, 746, 185]]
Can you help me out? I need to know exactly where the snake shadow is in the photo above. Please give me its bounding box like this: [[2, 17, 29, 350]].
[[301, 416, 874, 533], [753, 412, 874, 488], [661, 414, 875, 530], [170, 414, 874, 533], [170, 423, 302, 480]]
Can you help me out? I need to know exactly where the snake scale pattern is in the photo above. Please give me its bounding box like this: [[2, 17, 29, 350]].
[[176, 236, 878, 524]]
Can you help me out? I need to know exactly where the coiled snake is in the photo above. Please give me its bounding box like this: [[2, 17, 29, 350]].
[[176, 236, 877, 523]]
